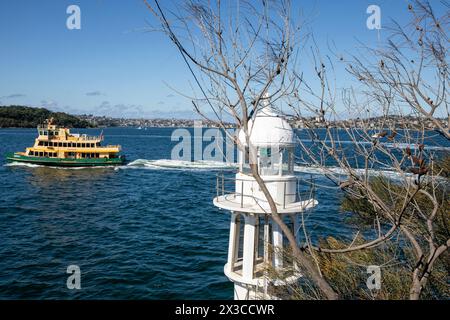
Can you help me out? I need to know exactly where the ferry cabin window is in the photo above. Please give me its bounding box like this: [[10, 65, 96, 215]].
[[29, 151, 34, 155], [76, 143, 80, 148], [38, 141, 43, 146], [54, 131, 58, 136], [82, 143, 86, 148], [63, 143, 67, 147], [59, 142, 62, 147]]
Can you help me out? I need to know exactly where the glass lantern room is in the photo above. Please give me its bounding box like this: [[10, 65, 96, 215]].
[[238, 145, 294, 176]]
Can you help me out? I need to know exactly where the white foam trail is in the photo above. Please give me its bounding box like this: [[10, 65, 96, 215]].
[[381, 142, 450, 151], [2, 159, 427, 180], [124, 159, 237, 171], [5, 162, 41, 168], [124, 159, 409, 180], [294, 165, 411, 180], [4, 161, 115, 170], [298, 139, 450, 151]]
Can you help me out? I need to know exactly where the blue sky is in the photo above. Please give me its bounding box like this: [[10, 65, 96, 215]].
[[0, 0, 439, 118]]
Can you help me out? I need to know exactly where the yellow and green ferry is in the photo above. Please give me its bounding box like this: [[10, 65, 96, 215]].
[[6, 118, 125, 167]]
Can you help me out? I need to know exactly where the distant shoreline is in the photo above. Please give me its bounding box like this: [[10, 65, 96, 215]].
[[1, 105, 446, 131]]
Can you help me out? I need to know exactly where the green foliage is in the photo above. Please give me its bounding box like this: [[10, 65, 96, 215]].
[[317, 236, 412, 299], [334, 158, 450, 299], [273, 235, 448, 300], [276, 158, 449, 300], [0, 105, 94, 128], [340, 177, 399, 227], [434, 157, 450, 178]]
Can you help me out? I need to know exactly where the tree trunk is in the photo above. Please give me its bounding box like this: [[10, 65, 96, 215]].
[[410, 275, 423, 300], [250, 163, 338, 300]]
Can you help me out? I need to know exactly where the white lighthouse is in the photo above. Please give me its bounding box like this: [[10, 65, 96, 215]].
[[213, 95, 318, 300]]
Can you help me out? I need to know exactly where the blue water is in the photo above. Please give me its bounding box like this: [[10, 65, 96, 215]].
[[0, 127, 446, 299]]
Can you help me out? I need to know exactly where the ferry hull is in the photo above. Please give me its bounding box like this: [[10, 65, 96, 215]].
[[5, 153, 125, 167]]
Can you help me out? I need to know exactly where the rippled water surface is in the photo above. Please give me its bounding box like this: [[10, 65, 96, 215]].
[[2, 127, 445, 299]]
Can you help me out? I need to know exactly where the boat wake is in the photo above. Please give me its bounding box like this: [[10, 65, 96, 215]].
[[4, 162, 42, 168], [3, 158, 419, 181], [298, 139, 450, 151], [4, 162, 116, 170], [124, 159, 410, 180], [293, 165, 412, 180], [123, 159, 237, 171]]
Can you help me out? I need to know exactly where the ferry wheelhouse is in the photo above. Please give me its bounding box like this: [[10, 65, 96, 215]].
[[6, 118, 125, 167]]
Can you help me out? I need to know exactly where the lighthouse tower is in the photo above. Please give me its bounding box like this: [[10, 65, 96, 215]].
[[213, 95, 318, 300]]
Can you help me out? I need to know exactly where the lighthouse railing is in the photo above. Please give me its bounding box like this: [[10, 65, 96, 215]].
[[215, 173, 316, 209], [216, 174, 245, 207]]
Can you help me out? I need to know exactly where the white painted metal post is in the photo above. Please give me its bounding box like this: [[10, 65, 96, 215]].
[[227, 212, 240, 272], [273, 221, 283, 269], [254, 217, 260, 260], [242, 215, 256, 279], [263, 215, 270, 298]]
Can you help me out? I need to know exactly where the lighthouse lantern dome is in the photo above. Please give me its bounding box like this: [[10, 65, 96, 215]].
[[237, 95, 295, 176], [238, 95, 294, 147]]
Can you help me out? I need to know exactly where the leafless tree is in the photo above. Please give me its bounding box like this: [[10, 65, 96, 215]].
[[289, 0, 448, 299], [144, 0, 448, 299], [143, 0, 338, 299]]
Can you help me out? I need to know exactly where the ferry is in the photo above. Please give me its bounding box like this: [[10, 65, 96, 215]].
[[5, 118, 125, 167]]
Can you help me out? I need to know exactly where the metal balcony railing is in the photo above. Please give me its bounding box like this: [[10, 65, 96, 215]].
[[215, 173, 316, 209]]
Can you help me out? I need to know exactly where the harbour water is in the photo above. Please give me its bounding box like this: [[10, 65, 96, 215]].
[[0, 127, 447, 299]]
